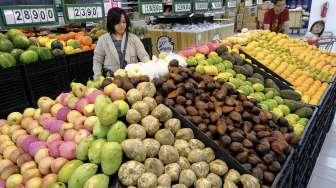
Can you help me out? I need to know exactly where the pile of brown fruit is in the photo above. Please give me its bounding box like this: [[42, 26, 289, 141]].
[[152, 62, 300, 187]]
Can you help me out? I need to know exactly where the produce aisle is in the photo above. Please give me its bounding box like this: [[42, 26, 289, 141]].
[[308, 115, 336, 187]]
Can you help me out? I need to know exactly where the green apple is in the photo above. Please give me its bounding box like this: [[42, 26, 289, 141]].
[[293, 124, 305, 136], [272, 108, 284, 118], [278, 104, 290, 116], [252, 83, 265, 92]]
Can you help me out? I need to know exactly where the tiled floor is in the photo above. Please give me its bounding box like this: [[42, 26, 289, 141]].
[[308, 115, 336, 187]]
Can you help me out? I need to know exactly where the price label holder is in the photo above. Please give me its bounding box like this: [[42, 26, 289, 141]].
[[210, 0, 223, 10], [0, 0, 58, 27], [245, 0, 253, 7], [172, 0, 192, 14], [227, 0, 237, 8], [61, 0, 104, 23], [193, 0, 209, 12], [139, 0, 164, 15]]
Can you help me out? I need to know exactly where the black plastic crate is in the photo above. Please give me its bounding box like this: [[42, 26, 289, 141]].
[[21, 58, 69, 106], [240, 50, 292, 86], [0, 66, 30, 117], [66, 51, 94, 84], [141, 38, 153, 58], [172, 109, 296, 188], [250, 63, 292, 90]]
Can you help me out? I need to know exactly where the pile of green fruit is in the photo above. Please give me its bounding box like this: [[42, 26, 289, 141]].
[[0, 29, 54, 68], [186, 45, 314, 136]]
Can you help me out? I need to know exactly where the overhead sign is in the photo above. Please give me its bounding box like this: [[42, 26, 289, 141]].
[[193, 0, 209, 12], [227, 0, 237, 8], [139, 0, 164, 15], [0, 0, 58, 27], [61, 0, 104, 23], [210, 0, 223, 10], [172, 0, 192, 13]]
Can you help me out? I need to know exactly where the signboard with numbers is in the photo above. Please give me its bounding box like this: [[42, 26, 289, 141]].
[[227, 0, 237, 8], [0, 0, 58, 27], [172, 0, 192, 13], [138, 0, 164, 15], [193, 0, 209, 12], [61, 0, 104, 23], [210, 0, 223, 10], [245, 0, 253, 7]]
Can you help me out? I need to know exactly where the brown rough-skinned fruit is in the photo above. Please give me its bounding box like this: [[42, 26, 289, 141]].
[[254, 125, 266, 132], [234, 106, 244, 113], [257, 131, 271, 139], [242, 139, 253, 148], [243, 121, 253, 134], [256, 163, 268, 171], [216, 123, 227, 136], [256, 144, 270, 155], [252, 116, 261, 124], [210, 112, 220, 122], [208, 125, 217, 134], [221, 135, 231, 147], [186, 100, 193, 105], [263, 171, 275, 184], [224, 96, 235, 106], [259, 111, 269, 123], [214, 106, 223, 116], [199, 109, 209, 118], [242, 101, 254, 109], [227, 124, 235, 132], [236, 152, 248, 163], [246, 133, 259, 144], [214, 88, 227, 101], [251, 106, 261, 115], [271, 141, 289, 155], [222, 106, 234, 113], [156, 95, 165, 104], [176, 96, 187, 105], [191, 116, 203, 124], [229, 142, 243, 153], [186, 106, 198, 116], [248, 155, 262, 165], [268, 161, 281, 172], [195, 101, 207, 110], [252, 167, 264, 181], [230, 132, 244, 142], [198, 124, 208, 132], [164, 98, 175, 106], [175, 105, 187, 115], [229, 111, 242, 122], [263, 153, 274, 165], [242, 111, 253, 120]]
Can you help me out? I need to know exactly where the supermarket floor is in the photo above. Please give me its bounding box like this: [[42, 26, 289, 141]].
[[308, 115, 336, 187]]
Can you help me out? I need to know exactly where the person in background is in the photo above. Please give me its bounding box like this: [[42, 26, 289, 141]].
[[303, 20, 325, 44], [263, 0, 289, 33], [93, 7, 150, 79]]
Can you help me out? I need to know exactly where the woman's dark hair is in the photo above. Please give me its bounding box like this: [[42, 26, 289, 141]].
[[106, 7, 131, 34], [273, 0, 285, 5], [310, 20, 325, 37]]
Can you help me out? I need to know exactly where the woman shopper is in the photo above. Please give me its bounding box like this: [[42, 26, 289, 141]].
[[263, 0, 289, 34], [93, 7, 150, 79]]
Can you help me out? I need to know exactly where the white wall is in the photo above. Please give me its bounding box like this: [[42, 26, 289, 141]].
[[308, 0, 336, 51]]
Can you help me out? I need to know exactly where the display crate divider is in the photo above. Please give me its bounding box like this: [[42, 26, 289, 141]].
[[240, 50, 293, 86], [171, 108, 295, 188]]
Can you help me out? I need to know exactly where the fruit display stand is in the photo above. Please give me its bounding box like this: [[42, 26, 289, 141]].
[[0, 67, 30, 117]]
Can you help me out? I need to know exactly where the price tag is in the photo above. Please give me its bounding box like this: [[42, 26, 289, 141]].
[[193, 0, 209, 12], [245, 0, 253, 7], [211, 1, 223, 10], [141, 3, 163, 14], [62, 0, 104, 23], [172, 0, 192, 13], [0, 1, 58, 27], [227, 0, 237, 8], [139, 0, 164, 15]]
